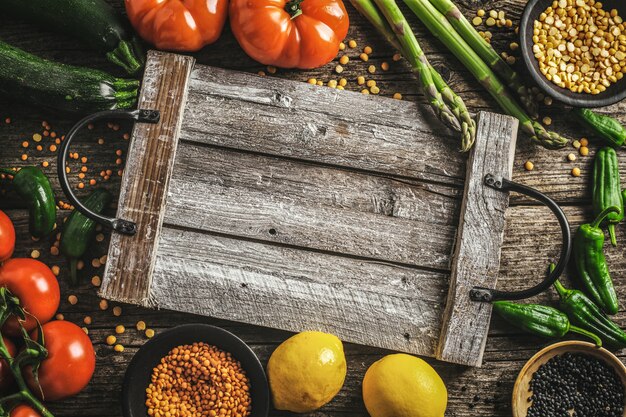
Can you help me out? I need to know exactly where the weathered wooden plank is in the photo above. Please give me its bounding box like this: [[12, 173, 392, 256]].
[[163, 143, 460, 269], [100, 51, 195, 305], [181, 65, 466, 186], [150, 226, 448, 356], [437, 112, 519, 366], [171, 143, 462, 222]]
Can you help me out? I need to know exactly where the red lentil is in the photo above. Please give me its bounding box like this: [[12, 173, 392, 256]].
[[145, 343, 252, 417]]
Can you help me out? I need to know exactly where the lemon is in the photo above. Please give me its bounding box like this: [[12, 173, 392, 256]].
[[362, 353, 447, 417], [267, 331, 347, 413]]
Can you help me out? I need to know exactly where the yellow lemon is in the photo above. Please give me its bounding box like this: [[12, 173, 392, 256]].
[[362, 353, 447, 417], [267, 331, 347, 413]]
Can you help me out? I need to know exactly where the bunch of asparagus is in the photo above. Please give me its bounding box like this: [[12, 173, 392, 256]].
[[351, 0, 475, 151], [350, 0, 571, 149]]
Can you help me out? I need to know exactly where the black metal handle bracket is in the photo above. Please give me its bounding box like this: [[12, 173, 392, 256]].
[[57, 109, 160, 235], [469, 174, 572, 302]]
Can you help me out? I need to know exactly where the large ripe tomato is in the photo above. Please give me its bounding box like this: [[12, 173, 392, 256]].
[[230, 0, 350, 69], [10, 405, 41, 417], [125, 0, 229, 51], [0, 210, 15, 262], [0, 259, 60, 336], [0, 337, 16, 391], [26, 321, 96, 401]]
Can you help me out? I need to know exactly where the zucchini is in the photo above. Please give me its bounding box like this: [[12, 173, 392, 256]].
[[1, 0, 144, 74], [0, 40, 140, 113]]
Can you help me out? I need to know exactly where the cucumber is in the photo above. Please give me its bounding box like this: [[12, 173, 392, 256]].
[[0, 40, 140, 113], [1, 0, 144, 74]]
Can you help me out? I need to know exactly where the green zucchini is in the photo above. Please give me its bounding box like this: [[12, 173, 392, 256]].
[[1, 0, 144, 74], [60, 188, 112, 286], [0, 40, 140, 113]]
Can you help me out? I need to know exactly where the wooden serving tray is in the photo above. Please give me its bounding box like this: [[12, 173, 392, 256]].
[[100, 51, 518, 367]]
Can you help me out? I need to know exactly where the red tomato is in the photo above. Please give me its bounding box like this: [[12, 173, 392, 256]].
[[0, 210, 15, 262], [230, 0, 350, 69], [10, 405, 41, 417], [0, 337, 16, 391], [26, 321, 96, 401], [125, 0, 229, 51], [0, 259, 60, 335]]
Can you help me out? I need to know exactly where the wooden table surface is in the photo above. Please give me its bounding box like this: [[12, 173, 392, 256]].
[[2, 0, 626, 416]]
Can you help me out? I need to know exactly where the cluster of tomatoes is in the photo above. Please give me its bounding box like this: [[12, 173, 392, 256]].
[[125, 0, 350, 69], [0, 210, 95, 417]]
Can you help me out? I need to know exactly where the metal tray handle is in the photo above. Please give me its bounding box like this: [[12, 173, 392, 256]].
[[57, 109, 160, 235], [470, 174, 572, 302]]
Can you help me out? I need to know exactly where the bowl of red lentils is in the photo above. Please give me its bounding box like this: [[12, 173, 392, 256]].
[[122, 324, 269, 417], [520, 0, 626, 107]]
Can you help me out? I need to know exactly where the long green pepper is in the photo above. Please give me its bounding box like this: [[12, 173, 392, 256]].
[[60, 188, 112, 286], [573, 206, 620, 315], [0, 166, 56, 238], [552, 277, 626, 348], [577, 108, 626, 148], [592, 147, 624, 246], [492, 301, 601, 346]]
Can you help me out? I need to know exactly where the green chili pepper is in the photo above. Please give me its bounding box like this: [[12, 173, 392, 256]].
[[492, 301, 601, 346], [60, 188, 112, 286], [552, 265, 626, 348], [573, 206, 620, 315], [592, 147, 623, 246], [577, 108, 626, 148], [0, 166, 56, 238]]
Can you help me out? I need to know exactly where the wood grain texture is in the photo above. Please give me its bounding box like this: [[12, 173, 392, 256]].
[[100, 51, 195, 305], [437, 112, 519, 366], [150, 227, 448, 356], [181, 65, 466, 186], [163, 143, 460, 269]]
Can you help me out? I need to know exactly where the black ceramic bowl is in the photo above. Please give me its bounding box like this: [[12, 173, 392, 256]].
[[520, 0, 626, 107], [122, 324, 270, 417]]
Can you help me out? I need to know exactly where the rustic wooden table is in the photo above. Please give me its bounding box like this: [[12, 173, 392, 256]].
[[1, 0, 626, 416]]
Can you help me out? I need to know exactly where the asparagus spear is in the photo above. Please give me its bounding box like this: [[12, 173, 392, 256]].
[[368, 0, 462, 134], [402, 0, 569, 149], [428, 0, 538, 118], [350, 0, 476, 150], [430, 65, 475, 151]]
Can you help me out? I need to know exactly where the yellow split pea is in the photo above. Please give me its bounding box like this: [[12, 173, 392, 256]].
[[532, 0, 626, 94]]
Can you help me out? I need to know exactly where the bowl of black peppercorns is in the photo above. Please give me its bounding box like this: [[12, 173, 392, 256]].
[[513, 341, 626, 417]]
